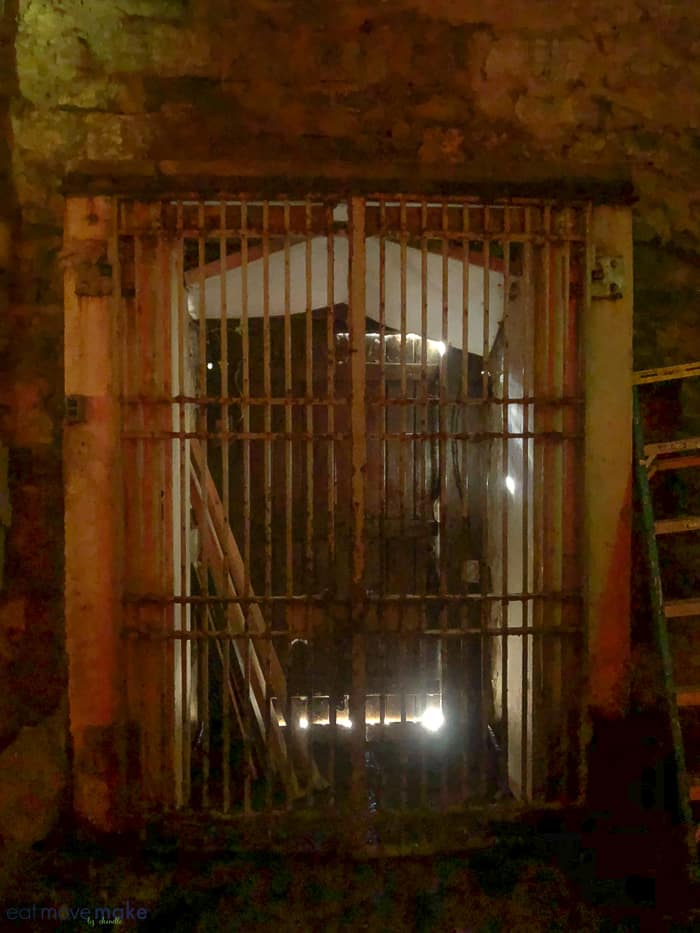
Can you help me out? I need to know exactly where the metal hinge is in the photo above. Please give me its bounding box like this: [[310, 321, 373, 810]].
[[591, 253, 625, 300], [65, 395, 88, 424]]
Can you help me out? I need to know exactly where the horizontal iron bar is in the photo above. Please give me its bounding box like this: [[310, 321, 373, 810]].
[[150, 228, 588, 243], [121, 429, 582, 442], [124, 591, 582, 605], [123, 625, 582, 641], [122, 394, 584, 408]]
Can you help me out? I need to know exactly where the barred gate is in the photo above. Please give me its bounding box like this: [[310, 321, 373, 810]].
[[115, 196, 588, 820]]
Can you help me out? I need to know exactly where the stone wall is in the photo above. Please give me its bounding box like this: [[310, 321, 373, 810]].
[[2, 0, 700, 845]]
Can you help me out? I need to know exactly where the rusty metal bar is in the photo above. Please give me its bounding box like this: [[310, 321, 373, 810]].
[[521, 207, 533, 801], [305, 200, 315, 597], [121, 428, 582, 443], [458, 206, 472, 802], [379, 202, 388, 599], [262, 201, 274, 808], [263, 202, 273, 601], [218, 204, 232, 813], [240, 200, 253, 810], [482, 213, 491, 401], [127, 623, 581, 640], [128, 590, 582, 607], [349, 196, 367, 810], [123, 393, 582, 409], [174, 202, 191, 808], [171, 225, 587, 244], [500, 210, 511, 796], [398, 199, 409, 807], [478, 223, 490, 796], [283, 204, 294, 604], [561, 210, 580, 798], [196, 203, 211, 808], [326, 202, 337, 806]]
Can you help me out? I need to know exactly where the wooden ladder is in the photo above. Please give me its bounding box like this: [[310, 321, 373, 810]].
[[189, 440, 325, 803], [633, 361, 700, 878]]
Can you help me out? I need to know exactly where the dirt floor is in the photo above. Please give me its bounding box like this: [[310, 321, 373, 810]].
[[3, 712, 700, 931]]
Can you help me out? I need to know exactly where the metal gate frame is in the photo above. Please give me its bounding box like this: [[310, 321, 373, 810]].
[[63, 192, 633, 839]]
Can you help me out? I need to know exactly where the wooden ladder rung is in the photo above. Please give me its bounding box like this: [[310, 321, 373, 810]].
[[633, 361, 700, 385], [644, 437, 700, 458], [677, 686, 700, 707], [689, 781, 700, 802], [655, 516, 700, 535], [665, 598, 700, 619]]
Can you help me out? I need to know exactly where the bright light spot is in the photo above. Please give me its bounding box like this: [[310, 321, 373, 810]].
[[433, 341, 447, 357], [338, 718, 352, 729], [299, 716, 309, 730], [207, 361, 214, 371], [421, 707, 445, 732], [505, 475, 516, 495]]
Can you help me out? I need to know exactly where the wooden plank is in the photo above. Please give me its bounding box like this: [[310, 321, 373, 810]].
[[648, 455, 700, 479], [665, 599, 700, 619], [633, 361, 700, 385], [585, 206, 633, 717], [64, 195, 127, 831], [644, 437, 700, 458], [655, 516, 700, 535]]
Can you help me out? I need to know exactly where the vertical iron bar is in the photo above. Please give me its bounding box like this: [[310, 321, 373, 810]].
[[460, 205, 471, 801], [560, 210, 575, 798], [326, 203, 337, 805], [241, 201, 252, 812], [219, 204, 231, 813], [197, 204, 210, 809], [378, 202, 388, 807], [305, 201, 315, 596], [439, 204, 450, 806], [419, 200, 429, 807], [399, 199, 409, 807], [500, 211, 511, 796], [521, 206, 533, 800], [303, 201, 315, 805], [174, 202, 190, 807], [349, 196, 367, 812], [284, 205, 294, 662], [532, 204, 550, 795], [479, 218, 490, 797], [262, 201, 273, 808]]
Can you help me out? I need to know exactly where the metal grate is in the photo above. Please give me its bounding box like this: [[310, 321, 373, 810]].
[[117, 196, 589, 819]]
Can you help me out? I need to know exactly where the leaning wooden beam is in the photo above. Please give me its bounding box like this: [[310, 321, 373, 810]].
[[190, 440, 289, 707], [190, 440, 326, 799], [190, 455, 302, 800], [190, 570, 258, 781]]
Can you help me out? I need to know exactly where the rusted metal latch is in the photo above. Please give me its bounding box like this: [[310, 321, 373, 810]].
[[591, 253, 624, 300]]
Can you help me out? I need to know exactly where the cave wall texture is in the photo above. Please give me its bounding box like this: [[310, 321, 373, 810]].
[[1, 0, 699, 848]]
